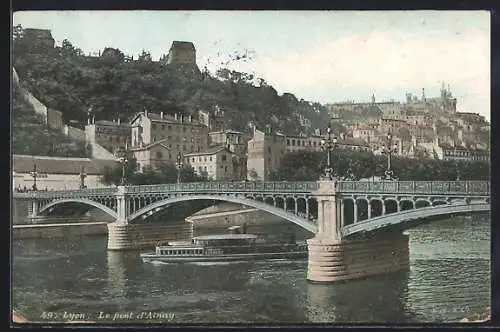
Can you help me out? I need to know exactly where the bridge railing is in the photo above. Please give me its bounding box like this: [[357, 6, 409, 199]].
[[126, 181, 320, 193], [29, 187, 118, 199], [337, 180, 490, 195]]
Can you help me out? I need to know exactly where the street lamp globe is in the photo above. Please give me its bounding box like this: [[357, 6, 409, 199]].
[[333, 136, 338, 144]]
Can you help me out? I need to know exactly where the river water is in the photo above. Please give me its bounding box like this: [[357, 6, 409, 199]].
[[12, 215, 490, 324]]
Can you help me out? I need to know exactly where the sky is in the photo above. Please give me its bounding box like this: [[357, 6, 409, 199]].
[[13, 10, 490, 120]]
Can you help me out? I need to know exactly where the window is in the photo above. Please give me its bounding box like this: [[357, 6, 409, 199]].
[[152, 124, 156, 130], [220, 165, 224, 169], [192, 158, 195, 162], [153, 136, 156, 142], [268, 147, 271, 154], [287, 139, 290, 145], [204, 166, 207, 172], [168, 125, 172, 130], [156, 151, 163, 159], [222, 155, 227, 161], [292, 140, 295, 146], [302, 141, 305, 146], [183, 127, 187, 133], [209, 157, 212, 162], [204, 156, 207, 162], [161, 125, 165, 130]]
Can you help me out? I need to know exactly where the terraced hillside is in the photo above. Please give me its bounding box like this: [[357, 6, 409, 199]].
[[12, 89, 91, 157]]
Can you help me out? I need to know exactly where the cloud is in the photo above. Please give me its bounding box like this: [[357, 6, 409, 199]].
[[223, 28, 490, 119]]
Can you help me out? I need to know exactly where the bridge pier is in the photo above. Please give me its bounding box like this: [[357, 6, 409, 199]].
[[107, 222, 194, 250], [307, 180, 410, 283]]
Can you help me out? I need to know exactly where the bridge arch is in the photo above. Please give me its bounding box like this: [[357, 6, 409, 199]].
[[342, 203, 490, 237], [37, 198, 118, 219], [127, 194, 317, 233]]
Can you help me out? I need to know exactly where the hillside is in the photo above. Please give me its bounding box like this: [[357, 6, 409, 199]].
[[12, 87, 90, 158], [12, 25, 332, 136]]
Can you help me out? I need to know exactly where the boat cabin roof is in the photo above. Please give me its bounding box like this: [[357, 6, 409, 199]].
[[167, 241, 192, 246], [192, 234, 258, 241]]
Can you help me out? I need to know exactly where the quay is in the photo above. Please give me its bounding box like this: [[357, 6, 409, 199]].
[[13, 222, 108, 239]]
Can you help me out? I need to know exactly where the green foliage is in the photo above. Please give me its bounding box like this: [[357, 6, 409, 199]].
[[12, 24, 331, 135], [100, 159, 208, 186], [269, 151, 490, 181], [12, 90, 90, 157]]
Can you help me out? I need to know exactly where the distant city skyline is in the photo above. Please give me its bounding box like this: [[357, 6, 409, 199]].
[[13, 10, 490, 121]]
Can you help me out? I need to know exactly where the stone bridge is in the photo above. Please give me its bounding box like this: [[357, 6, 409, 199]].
[[26, 179, 490, 283]]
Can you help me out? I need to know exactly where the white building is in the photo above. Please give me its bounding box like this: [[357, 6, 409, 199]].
[[12, 154, 116, 191], [184, 146, 234, 180]]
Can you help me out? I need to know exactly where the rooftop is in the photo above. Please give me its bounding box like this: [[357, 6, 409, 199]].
[[93, 120, 132, 127], [170, 41, 196, 50], [184, 145, 229, 157], [12, 155, 116, 175], [131, 112, 204, 126], [192, 234, 258, 241]]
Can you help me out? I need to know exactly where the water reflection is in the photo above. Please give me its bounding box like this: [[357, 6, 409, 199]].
[[305, 271, 417, 323]]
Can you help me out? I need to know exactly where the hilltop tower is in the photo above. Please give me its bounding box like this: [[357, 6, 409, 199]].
[[165, 41, 196, 65]]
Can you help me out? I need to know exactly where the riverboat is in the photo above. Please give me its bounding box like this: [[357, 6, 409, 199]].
[[140, 230, 308, 263]]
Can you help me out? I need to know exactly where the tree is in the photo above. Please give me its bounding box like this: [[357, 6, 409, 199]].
[[247, 169, 259, 181]]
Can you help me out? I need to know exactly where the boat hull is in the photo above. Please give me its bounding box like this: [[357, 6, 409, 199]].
[[141, 251, 307, 263]]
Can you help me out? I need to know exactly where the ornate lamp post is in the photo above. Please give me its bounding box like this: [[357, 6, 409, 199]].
[[176, 152, 184, 184], [454, 146, 460, 181], [320, 123, 338, 180], [115, 143, 129, 186], [79, 166, 87, 189], [30, 163, 38, 191], [382, 132, 398, 181]]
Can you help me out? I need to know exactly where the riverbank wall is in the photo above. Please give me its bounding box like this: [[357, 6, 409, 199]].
[[13, 222, 108, 239], [188, 207, 284, 229]]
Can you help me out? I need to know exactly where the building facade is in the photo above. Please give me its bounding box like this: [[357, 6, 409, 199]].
[[184, 146, 234, 180], [246, 127, 286, 181], [198, 106, 225, 132], [129, 140, 172, 171], [130, 111, 209, 162], [85, 119, 132, 155], [12, 155, 115, 191], [165, 41, 196, 65], [22, 28, 55, 51]]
